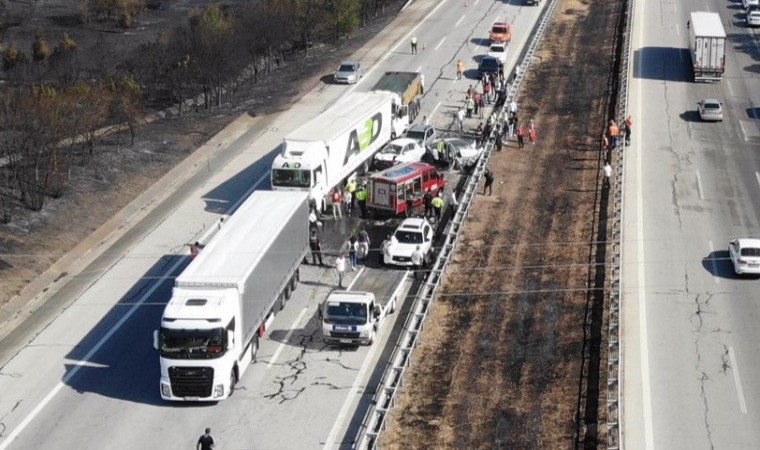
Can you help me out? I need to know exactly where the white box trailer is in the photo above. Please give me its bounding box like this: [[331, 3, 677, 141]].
[[271, 91, 408, 211], [688, 12, 726, 82], [154, 191, 309, 401]]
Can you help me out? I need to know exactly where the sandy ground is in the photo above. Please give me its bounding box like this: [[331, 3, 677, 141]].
[[380, 0, 623, 448]]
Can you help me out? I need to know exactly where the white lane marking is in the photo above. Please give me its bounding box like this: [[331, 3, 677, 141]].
[[708, 241, 720, 284], [322, 270, 409, 449], [435, 36, 447, 50], [729, 346, 748, 414], [695, 169, 704, 201], [635, 11, 655, 449], [455, 15, 465, 27], [267, 307, 309, 369], [0, 149, 273, 449], [0, 255, 186, 450], [347, 266, 366, 290], [727, 79, 735, 97], [473, 0, 480, 5], [430, 101, 442, 121], [755, 171, 760, 190], [415, 65, 422, 73]]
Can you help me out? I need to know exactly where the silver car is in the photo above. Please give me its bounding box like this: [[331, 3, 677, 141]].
[[430, 138, 484, 169], [334, 60, 363, 84], [697, 99, 723, 121]]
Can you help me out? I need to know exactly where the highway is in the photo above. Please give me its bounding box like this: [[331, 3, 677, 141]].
[[0, 0, 549, 449], [624, 0, 760, 448]]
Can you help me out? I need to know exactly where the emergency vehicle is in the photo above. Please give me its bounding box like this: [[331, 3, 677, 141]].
[[367, 162, 445, 217]]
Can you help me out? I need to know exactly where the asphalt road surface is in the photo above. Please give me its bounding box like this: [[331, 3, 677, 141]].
[[0, 0, 549, 449], [623, 0, 760, 448]]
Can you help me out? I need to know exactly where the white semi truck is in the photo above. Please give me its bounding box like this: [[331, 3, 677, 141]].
[[154, 191, 309, 401], [688, 12, 726, 82], [271, 91, 409, 211]]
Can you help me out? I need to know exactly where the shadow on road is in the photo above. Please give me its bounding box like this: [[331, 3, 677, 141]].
[[633, 47, 692, 82]]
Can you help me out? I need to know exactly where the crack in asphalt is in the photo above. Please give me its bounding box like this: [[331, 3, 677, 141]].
[[691, 286, 716, 450], [0, 372, 22, 378], [263, 327, 327, 404]]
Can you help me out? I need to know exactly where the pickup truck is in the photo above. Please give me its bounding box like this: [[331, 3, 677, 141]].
[[489, 22, 512, 43], [321, 291, 396, 346]]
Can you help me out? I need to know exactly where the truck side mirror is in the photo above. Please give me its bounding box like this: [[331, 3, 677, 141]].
[[227, 330, 235, 350], [153, 330, 159, 350]]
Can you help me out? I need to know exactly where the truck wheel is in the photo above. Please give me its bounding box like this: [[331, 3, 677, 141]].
[[368, 329, 376, 346], [284, 283, 292, 300], [277, 292, 285, 311], [390, 300, 396, 314], [291, 269, 299, 290], [229, 369, 237, 397], [251, 336, 259, 362]]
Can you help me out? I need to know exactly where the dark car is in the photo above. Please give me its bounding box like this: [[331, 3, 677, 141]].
[[478, 56, 501, 79]]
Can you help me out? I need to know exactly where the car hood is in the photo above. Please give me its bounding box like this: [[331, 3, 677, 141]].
[[388, 242, 420, 257], [335, 70, 356, 78]]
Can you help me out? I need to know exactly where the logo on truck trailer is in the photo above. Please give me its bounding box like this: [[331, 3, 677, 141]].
[[344, 112, 383, 164]]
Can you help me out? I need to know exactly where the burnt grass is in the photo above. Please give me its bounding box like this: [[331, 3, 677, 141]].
[[381, 0, 623, 448]]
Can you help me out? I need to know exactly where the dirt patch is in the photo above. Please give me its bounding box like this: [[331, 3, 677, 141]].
[[380, 0, 623, 448], [0, 11, 400, 308]]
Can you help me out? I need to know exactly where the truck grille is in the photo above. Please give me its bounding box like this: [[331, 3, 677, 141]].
[[330, 331, 361, 339], [169, 366, 214, 398]]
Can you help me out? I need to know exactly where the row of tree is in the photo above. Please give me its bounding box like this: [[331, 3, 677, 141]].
[[0, 0, 401, 219]]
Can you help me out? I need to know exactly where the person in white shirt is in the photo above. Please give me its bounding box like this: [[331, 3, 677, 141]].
[[603, 162, 612, 187], [411, 246, 425, 280], [449, 190, 459, 210], [509, 100, 517, 115], [335, 254, 347, 288]]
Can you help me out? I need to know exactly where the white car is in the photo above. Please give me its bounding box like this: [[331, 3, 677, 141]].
[[743, 0, 759, 10], [384, 218, 434, 267], [728, 238, 760, 275], [488, 43, 508, 65], [429, 138, 484, 169], [697, 99, 723, 121], [748, 8, 760, 26], [373, 138, 426, 170]]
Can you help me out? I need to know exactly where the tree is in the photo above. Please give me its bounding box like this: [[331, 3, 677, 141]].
[[31, 33, 52, 62], [2, 44, 26, 71]]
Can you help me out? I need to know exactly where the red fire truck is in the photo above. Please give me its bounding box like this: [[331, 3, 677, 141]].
[[367, 162, 445, 217]]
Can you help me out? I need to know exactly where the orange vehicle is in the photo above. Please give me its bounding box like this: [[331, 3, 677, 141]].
[[489, 22, 512, 43], [367, 162, 445, 217]]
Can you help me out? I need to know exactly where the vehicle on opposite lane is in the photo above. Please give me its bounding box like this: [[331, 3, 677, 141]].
[[728, 238, 760, 275], [697, 98, 723, 121]]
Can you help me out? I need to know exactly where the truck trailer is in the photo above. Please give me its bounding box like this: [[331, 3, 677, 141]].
[[372, 71, 424, 123], [688, 12, 726, 82], [271, 91, 407, 211], [154, 191, 309, 401]]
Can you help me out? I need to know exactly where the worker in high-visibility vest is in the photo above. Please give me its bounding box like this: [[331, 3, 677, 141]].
[[346, 179, 357, 211], [355, 185, 368, 218], [431, 194, 444, 223]]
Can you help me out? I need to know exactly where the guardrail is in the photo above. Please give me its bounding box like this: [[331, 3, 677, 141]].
[[352, 1, 562, 448], [606, 0, 634, 447]]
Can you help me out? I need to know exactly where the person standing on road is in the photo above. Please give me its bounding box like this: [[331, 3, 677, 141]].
[[347, 235, 358, 270], [411, 245, 425, 280], [456, 59, 465, 80], [355, 185, 368, 218], [197, 428, 215, 450], [423, 190, 433, 218], [603, 161, 612, 187], [379, 234, 391, 266], [483, 168, 494, 195], [359, 228, 371, 260], [346, 179, 357, 210], [309, 229, 324, 266], [624, 116, 633, 146], [343, 188, 352, 216], [608, 119, 620, 149], [483, 79, 492, 104], [331, 189, 342, 220], [528, 119, 537, 145], [509, 99, 517, 116], [335, 253, 347, 288], [466, 96, 474, 118], [431, 193, 444, 222], [516, 125, 525, 149], [411, 35, 418, 54], [456, 108, 465, 133], [449, 190, 459, 216]]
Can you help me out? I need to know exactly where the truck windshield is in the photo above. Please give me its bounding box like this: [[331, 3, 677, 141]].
[[324, 302, 368, 325], [272, 168, 311, 188], [159, 327, 225, 359]]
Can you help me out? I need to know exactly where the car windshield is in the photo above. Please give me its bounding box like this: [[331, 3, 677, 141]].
[[324, 302, 368, 325], [395, 230, 423, 244], [338, 64, 356, 72], [380, 144, 404, 155], [406, 130, 428, 141], [704, 102, 720, 110], [741, 247, 760, 257], [492, 25, 508, 34], [490, 46, 505, 53], [160, 327, 225, 359], [272, 168, 311, 188]]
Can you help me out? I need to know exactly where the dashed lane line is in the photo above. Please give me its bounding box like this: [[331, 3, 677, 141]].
[[729, 346, 748, 414]]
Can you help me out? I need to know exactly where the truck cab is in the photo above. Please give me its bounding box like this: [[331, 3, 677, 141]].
[[271, 142, 330, 210], [321, 291, 396, 346]]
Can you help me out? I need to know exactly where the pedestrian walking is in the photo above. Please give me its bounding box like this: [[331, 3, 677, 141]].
[[528, 119, 537, 145], [483, 80, 492, 104], [348, 235, 358, 270], [473, 92, 481, 116], [508, 99, 517, 116], [456, 59, 465, 80], [603, 161, 612, 187], [423, 190, 433, 218], [335, 253, 347, 288], [466, 97, 474, 118], [431, 193, 444, 222], [346, 178, 357, 210], [507, 113, 516, 138], [359, 228, 370, 260], [197, 428, 215, 450], [483, 168, 494, 195], [331, 189, 342, 220], [410, 34, 418, 54], [517, 125, 525, 149], [624, 115, 633, 146], [449, 190, 459, 215], [189, 241, 205, 259], [457, 108, 465, 133], [356, 185, 368, 218], [343, 188, 352, 216], [309, 229, 324, 266], [379, 235, 391, 266], [608, 119, 620, 149], [405, 197, 414, 218], [495, 131, 503, 152], [411, 245, 425, 280], [437, 139, 446, 163]]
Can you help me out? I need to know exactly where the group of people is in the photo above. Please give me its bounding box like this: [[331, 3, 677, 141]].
[[328, 180, 368, 220], [605, 116, 633, 151]]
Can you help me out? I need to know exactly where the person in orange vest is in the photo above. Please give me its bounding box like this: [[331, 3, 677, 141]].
[[456, 59, 465, 80], [608, 119, 620, 148], [516, 125, 526, 149]]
